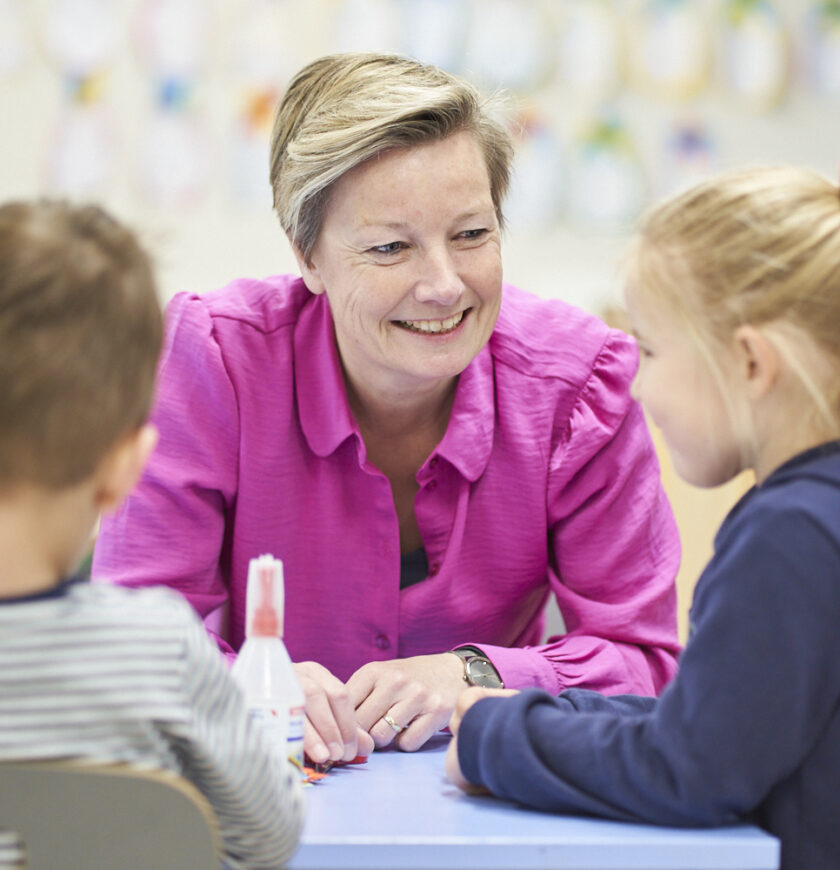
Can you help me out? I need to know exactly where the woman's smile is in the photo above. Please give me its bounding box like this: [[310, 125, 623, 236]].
[[393, 309, 469, 335]]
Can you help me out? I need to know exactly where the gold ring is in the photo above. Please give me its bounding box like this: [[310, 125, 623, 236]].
[[382, 713, 405, 734]]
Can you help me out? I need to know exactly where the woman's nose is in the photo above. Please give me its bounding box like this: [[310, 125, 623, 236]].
[[413, 249, 465, 305]]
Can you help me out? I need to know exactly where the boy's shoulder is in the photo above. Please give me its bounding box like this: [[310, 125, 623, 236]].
[[69, 582, 199, 629]]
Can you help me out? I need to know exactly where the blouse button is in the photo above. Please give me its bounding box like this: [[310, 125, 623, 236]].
[[426, 479, 437, 492], [429, 457, 439, 469], [428, 563, 439, 577], [374, 633, 391, 650]]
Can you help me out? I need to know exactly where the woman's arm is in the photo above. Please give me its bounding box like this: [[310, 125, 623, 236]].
[[92, 293, 240, 658], [468, 330, 682, 697]]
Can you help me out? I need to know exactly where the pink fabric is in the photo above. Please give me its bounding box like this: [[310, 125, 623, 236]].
[[93, 275, 681, 695]]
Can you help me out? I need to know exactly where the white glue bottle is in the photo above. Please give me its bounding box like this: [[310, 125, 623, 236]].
[[231, 554, 305, 769]]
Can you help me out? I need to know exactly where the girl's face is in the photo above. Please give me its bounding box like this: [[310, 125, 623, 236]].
[[625, 283, 744, 488], [296, 131, 503, 403]]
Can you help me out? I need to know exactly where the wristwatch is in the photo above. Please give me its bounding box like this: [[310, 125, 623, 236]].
[[448, 646, 504, 689]]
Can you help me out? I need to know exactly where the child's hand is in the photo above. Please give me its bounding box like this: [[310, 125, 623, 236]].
[[449, 686, 519, 735], [446, 686, 519, 794]]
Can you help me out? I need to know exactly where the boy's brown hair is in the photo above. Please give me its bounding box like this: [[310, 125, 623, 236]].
[[0, 200, 163, 491]]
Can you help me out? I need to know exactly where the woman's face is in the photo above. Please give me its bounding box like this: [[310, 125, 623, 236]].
[[295, 131, 503, 401]]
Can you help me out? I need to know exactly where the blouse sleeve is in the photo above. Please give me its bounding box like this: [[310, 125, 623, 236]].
[[476, 329, 682, 696], [92, 293, 240, 659]]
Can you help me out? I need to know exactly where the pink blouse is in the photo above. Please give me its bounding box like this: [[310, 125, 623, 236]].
[[93, 276, 681, 695]]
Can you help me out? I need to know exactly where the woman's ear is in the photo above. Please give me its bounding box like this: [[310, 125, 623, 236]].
[[732, 325, 781, 402], [94, 424, 159, 514], [290, 241, 326, 296]]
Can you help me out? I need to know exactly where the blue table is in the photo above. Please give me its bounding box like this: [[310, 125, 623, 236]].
[[289, 734, 780, 870]]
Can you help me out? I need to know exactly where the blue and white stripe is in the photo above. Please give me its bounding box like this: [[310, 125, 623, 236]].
[[0, 581, 303, 869]]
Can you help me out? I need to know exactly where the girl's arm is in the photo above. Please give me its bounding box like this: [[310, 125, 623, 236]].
[[454, 507, 840, 826]]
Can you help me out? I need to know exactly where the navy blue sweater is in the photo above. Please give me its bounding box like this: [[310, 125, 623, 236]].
[[458, 441, 840, 870]]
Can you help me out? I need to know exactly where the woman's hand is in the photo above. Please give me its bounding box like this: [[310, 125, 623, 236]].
[[346, 653, 467, 751], [446, 686, 519, 793], [294, 661, 375, 765]]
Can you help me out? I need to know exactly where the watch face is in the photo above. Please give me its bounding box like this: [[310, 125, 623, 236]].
[[465, 657, 503, 689]]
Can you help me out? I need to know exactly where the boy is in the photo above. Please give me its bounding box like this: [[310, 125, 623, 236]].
[[0, 200, 302, 869]]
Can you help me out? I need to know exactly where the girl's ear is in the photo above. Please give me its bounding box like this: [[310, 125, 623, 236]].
[[290, 240, 326, 296], [94, 424, 159, 514], [732, 325, 781, 402]]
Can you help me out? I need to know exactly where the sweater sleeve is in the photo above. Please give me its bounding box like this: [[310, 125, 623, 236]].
[[475, 330, 681, 697], [167, 608, 304, 870], [457, 505, 840, 826], [92, 293, 240, 659]]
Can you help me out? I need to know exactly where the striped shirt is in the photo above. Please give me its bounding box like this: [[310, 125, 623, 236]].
[[0, 579, 303, 869]]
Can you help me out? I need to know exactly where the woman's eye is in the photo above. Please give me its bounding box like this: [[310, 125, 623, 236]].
[[370, 241, 406, 255], [458, 228, 488, 241]]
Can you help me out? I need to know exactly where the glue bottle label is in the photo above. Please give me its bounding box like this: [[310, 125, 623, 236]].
[[287, 705, 305, 768], [248, 703, 289, 761]]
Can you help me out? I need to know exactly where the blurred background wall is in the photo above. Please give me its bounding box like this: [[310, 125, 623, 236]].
[[1, 0, 837, 639]]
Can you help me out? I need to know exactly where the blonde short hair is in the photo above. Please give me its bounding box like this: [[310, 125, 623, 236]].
[[626, 165, 840, 431], [270, 52, 514, 263], [0, 200, 163, 490]]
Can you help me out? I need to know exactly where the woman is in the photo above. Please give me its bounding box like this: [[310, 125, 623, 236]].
[[94, 52, 681, 767]]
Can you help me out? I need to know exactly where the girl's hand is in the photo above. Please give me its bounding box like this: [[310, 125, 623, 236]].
[[445, 733, 488, 793], [294, 660, 375, 765], [449, 686, 520, 735], [446, 686, 518, 793]]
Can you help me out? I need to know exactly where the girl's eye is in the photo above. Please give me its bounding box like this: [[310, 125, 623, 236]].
[[370, 241, 406, 255], [458, 228, 488, 241]]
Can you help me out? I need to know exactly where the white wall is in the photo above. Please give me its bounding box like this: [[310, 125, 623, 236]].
[[2, 0, 837, 641], [1, 0, 837, 316]]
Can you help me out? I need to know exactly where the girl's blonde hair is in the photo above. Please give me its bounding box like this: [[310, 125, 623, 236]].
[[269, 52, 514, 263], [627, 165, 840, 434]]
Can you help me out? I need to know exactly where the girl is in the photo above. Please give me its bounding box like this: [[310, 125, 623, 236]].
[[446, 165, 840, 870]]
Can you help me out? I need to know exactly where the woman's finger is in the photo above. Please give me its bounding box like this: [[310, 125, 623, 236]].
[[367, 697, 424, 748], [295, 661, 359, 762]]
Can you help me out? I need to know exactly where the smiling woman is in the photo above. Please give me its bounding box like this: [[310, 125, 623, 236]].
[[93, 52, 682, 770], [295, 132, 502, 405]]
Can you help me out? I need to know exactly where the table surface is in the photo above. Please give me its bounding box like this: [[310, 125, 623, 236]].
[[289, 734, 780, 870]]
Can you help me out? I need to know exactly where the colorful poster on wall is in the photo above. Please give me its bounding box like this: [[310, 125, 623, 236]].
[[568, 114, 647, 231], [42, 0, 121, 197], [135, 0, 214, 209], [462, 0, 554, 92], [553, 0, 625, 102], [628, 0, 711, 101], [504, 110, 567, 231], [805, 0, 840, 96], [228, 0, 293, 208], [721, 0, 789, 111]]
